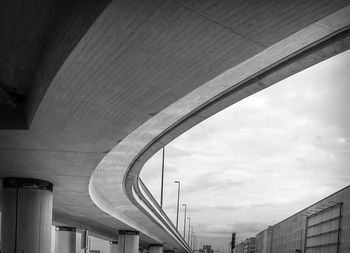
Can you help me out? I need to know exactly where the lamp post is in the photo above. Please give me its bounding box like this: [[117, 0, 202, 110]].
[[193, 233, 196, 250], [187, 217, 191, 243], [160, 147, 165, 208], [174, 181, 180, 229], [182, 204, 187, 239], [190, 226, 194, 249]]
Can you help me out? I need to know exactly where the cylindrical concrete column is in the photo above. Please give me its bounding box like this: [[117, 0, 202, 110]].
[[55, 226, 76, 253], [109, 241, 118, 253], [118, 231, 139, 253], [1, 178, 53, 253], [150, 244, 163, 253]]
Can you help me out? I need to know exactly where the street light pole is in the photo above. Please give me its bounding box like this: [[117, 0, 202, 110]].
[[160, 147, 165, 208], [187, 217, 191, 243], [174, 181, 181, 230], [192, 233, 195, 250], [190, 226, 194, 249], [182, 204, 187, 239], [193, 233, 196, 250], [193, 231, 196, 250]]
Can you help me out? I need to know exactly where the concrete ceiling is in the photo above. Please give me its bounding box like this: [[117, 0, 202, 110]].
[[0, 0, 350, 250]]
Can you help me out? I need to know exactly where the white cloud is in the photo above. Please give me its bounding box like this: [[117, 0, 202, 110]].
[[334, 137, 346, 144], [140, 50, 350, 252]]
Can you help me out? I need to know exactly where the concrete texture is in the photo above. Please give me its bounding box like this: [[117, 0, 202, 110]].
[[118, 233, 139, 253], [55, 227, 77, 253], [1, 187, 53, 253], [0, 0, 111, 128], [109, 241, 118, 253], [1, 0, 350, 252], [255, 186, 350, 253], [150, 245, 164, 253]]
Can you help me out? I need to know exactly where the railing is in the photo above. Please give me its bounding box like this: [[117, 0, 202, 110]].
[[136, 178, 192, 252], [139, 178, 178, 230]]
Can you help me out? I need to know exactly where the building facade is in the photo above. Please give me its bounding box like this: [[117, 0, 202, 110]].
[[236, 237, 256, 253], [199, 245, 214, 253], [256, 186, 350, 253]]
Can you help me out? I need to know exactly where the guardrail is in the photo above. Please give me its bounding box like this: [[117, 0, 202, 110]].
[[138, 179, 179, 231], [134, 178, 193, 252]]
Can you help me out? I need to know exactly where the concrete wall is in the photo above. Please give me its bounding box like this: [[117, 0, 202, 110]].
[[256, 186, 350, 253], [236, 238, 256, 253], [256, 229, 268, 253]]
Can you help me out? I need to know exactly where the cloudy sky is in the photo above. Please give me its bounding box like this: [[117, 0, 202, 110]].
[[140, 50, 350, 252]]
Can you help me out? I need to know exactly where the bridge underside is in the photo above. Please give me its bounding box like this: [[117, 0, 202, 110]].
[[0, 0, 350, 251]]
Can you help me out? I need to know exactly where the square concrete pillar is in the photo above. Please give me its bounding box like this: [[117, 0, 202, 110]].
[[109, 241, 118, 253], [150, 244, 163, 253], [55, 226, 76, 253], [118, 231, 139, 253]]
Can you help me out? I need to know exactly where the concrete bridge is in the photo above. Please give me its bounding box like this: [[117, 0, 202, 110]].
[[0, 0, 350, 252]]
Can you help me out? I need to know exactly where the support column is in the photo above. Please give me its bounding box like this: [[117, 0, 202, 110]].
[[81, 229, 89, 253], [150, 244, 163, 253], [1, 178, 53, 253], [109, 241, 118, 253], [55, 226, 76, 253], [118, 231, 139, 253]]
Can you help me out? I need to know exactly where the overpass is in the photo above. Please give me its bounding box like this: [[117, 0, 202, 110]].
[[0, 0, 350, 252]]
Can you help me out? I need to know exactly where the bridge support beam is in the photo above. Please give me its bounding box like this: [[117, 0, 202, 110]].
[[1, 178, 53, 253], [109, 241, 118, 253], [55, 226, 76, 253], [118, 231, 139, 253], [150, 244, 163, 253]]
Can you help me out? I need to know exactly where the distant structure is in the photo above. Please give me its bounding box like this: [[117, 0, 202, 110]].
[[255, 185, 350, 253], [235, 237, 256, 253], [198, 245, 214, 253], [231, 232, 236, 253]]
